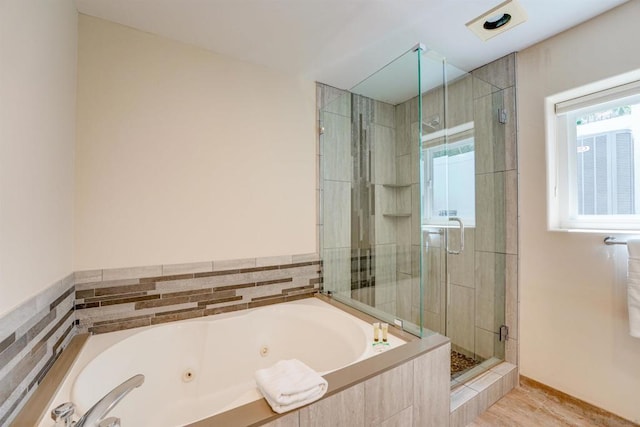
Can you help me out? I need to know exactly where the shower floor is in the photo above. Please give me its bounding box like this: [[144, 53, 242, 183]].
[[451, 350, 481, 377]]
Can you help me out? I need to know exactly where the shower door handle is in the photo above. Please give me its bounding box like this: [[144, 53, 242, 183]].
[[446, 217, 464, 255]]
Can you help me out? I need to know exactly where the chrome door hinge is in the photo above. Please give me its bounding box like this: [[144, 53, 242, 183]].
[[499, 324, 509, 342], [498, 108, 508, 124]]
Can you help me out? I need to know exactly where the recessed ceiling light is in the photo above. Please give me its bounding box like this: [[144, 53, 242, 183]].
[[466, 0, 527, 42], [483, 13, 512, 30]]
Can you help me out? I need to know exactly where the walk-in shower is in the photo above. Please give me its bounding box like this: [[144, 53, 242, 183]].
[[318, 44, 514, 381]]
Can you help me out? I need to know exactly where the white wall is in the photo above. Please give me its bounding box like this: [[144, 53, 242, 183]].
[[75, 15, 317, 270], [518, 1, 640, 422], [0, 1, 77, 317]]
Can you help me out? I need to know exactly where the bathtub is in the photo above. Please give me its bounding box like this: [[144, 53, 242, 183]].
[[41, 298, 405, 426]]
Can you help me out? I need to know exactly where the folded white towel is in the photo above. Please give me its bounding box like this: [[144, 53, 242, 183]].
[[255, 359, 328, 414], [627, 238, 640, 338]]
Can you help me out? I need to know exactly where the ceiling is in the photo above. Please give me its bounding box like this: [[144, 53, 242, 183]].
[[74, 0, 628, 92]]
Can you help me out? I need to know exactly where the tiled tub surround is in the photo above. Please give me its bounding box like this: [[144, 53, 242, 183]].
[[38, 298, 410, 426], [75, 254, 321, 334], [21, 294, 450, 427], [0, 253, 320, 425], [0, 274, 76, 426]]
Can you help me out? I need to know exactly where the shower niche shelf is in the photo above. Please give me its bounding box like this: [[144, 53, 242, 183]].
[[382, 184, 411, 189], [383, 184, 412, 217]]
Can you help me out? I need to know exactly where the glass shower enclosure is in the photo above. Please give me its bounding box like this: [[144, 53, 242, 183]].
[[318, 44, 509, 381]]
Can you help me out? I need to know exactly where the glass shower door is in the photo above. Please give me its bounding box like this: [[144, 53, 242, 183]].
[[421, 70, 507, 380]]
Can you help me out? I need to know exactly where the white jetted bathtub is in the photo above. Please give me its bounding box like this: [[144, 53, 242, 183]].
[[42, 298, 405, 426]]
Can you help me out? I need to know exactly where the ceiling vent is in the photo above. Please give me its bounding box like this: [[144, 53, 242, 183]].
[[466, 0, 528, 41]]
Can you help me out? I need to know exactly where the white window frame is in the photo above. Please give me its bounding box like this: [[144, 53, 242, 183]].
[[546, 71, 640, 232]]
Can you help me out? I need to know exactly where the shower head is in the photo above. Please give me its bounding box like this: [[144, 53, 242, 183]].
[[422, 115, 440, 130]]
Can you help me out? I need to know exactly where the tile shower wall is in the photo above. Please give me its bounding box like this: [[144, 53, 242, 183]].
[[471, 54, 517, 365], [0, 275, 76, 426], [75, 254, 321, 333], [317, 85, 352, 299], [318, 83, 421, 325], [394, 95, 421, 325]]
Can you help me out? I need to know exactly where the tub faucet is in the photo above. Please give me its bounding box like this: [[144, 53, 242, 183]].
[[55, 374, 144, 427]]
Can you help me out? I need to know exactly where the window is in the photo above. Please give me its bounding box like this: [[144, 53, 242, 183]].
[[422, 122, 475, 227], [547, 78, 640, 231]]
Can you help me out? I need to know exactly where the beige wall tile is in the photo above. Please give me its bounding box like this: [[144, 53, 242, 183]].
[[501, 364, 519, 393], [447, 228, 475, 288], [505, 169, 518, 255], [374, 100, 396, 128], [213, 257, 257, 271], [394, 101, 411, 157], [410, 184, 420, 245], [396, 244, 412, 276], [467, 370, 503, 411], [475, 327, 495, 360], [395, 273, 413, 321], [423, 244, 441, 314], [505, 336, 518, 365], [319, 85, 351, 117], [474, 94, 495, 175], [372, 125, 396, 185], [423, 309, 443, 335], [322, 112, 352, 182], [395, 154, 411, 185], [263, 412, 300, 427], [450, 397, 480, 427], [320, 248, 351, 296], [451, 384, 478, 411], [299, 383, 365, 427], [503, 86, 517, 171], [375, 186, 398, 244], [374, 243, 397, 286], [422, 87, 444, 135], [256, 255, 293, 267], [74, 269, 103, 284], [379, 406, 413, 427], [475, 251, 506, 332], [364, 361, 413, 425], [447, 75, 474, 128], [489, 361, 516, 376], [475, 173, 496, 253], [102, 265, 162, 281], [471, 53, 516, 90], [413, 343, 450, 426], [162, 262, 212, 276], [395, 186, 412, 220], [291, 253, 321, 263], [505, 254, 518, 340], [323, 180, 351, 248], [448, 284, 475, 354]]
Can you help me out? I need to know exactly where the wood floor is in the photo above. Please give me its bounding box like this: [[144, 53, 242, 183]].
[[469, 377, 638, 427]]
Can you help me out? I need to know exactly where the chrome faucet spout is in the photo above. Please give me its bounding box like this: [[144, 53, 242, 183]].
[[75, 374, 144, 427]]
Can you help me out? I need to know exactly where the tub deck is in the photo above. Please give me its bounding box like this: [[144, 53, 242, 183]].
[[15, 295, 450, 427]]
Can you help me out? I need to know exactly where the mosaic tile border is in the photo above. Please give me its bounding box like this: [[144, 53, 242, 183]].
[[75, 254, 322, 334], [0, 252, 321, 425], [0, 274, 76, 426]]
